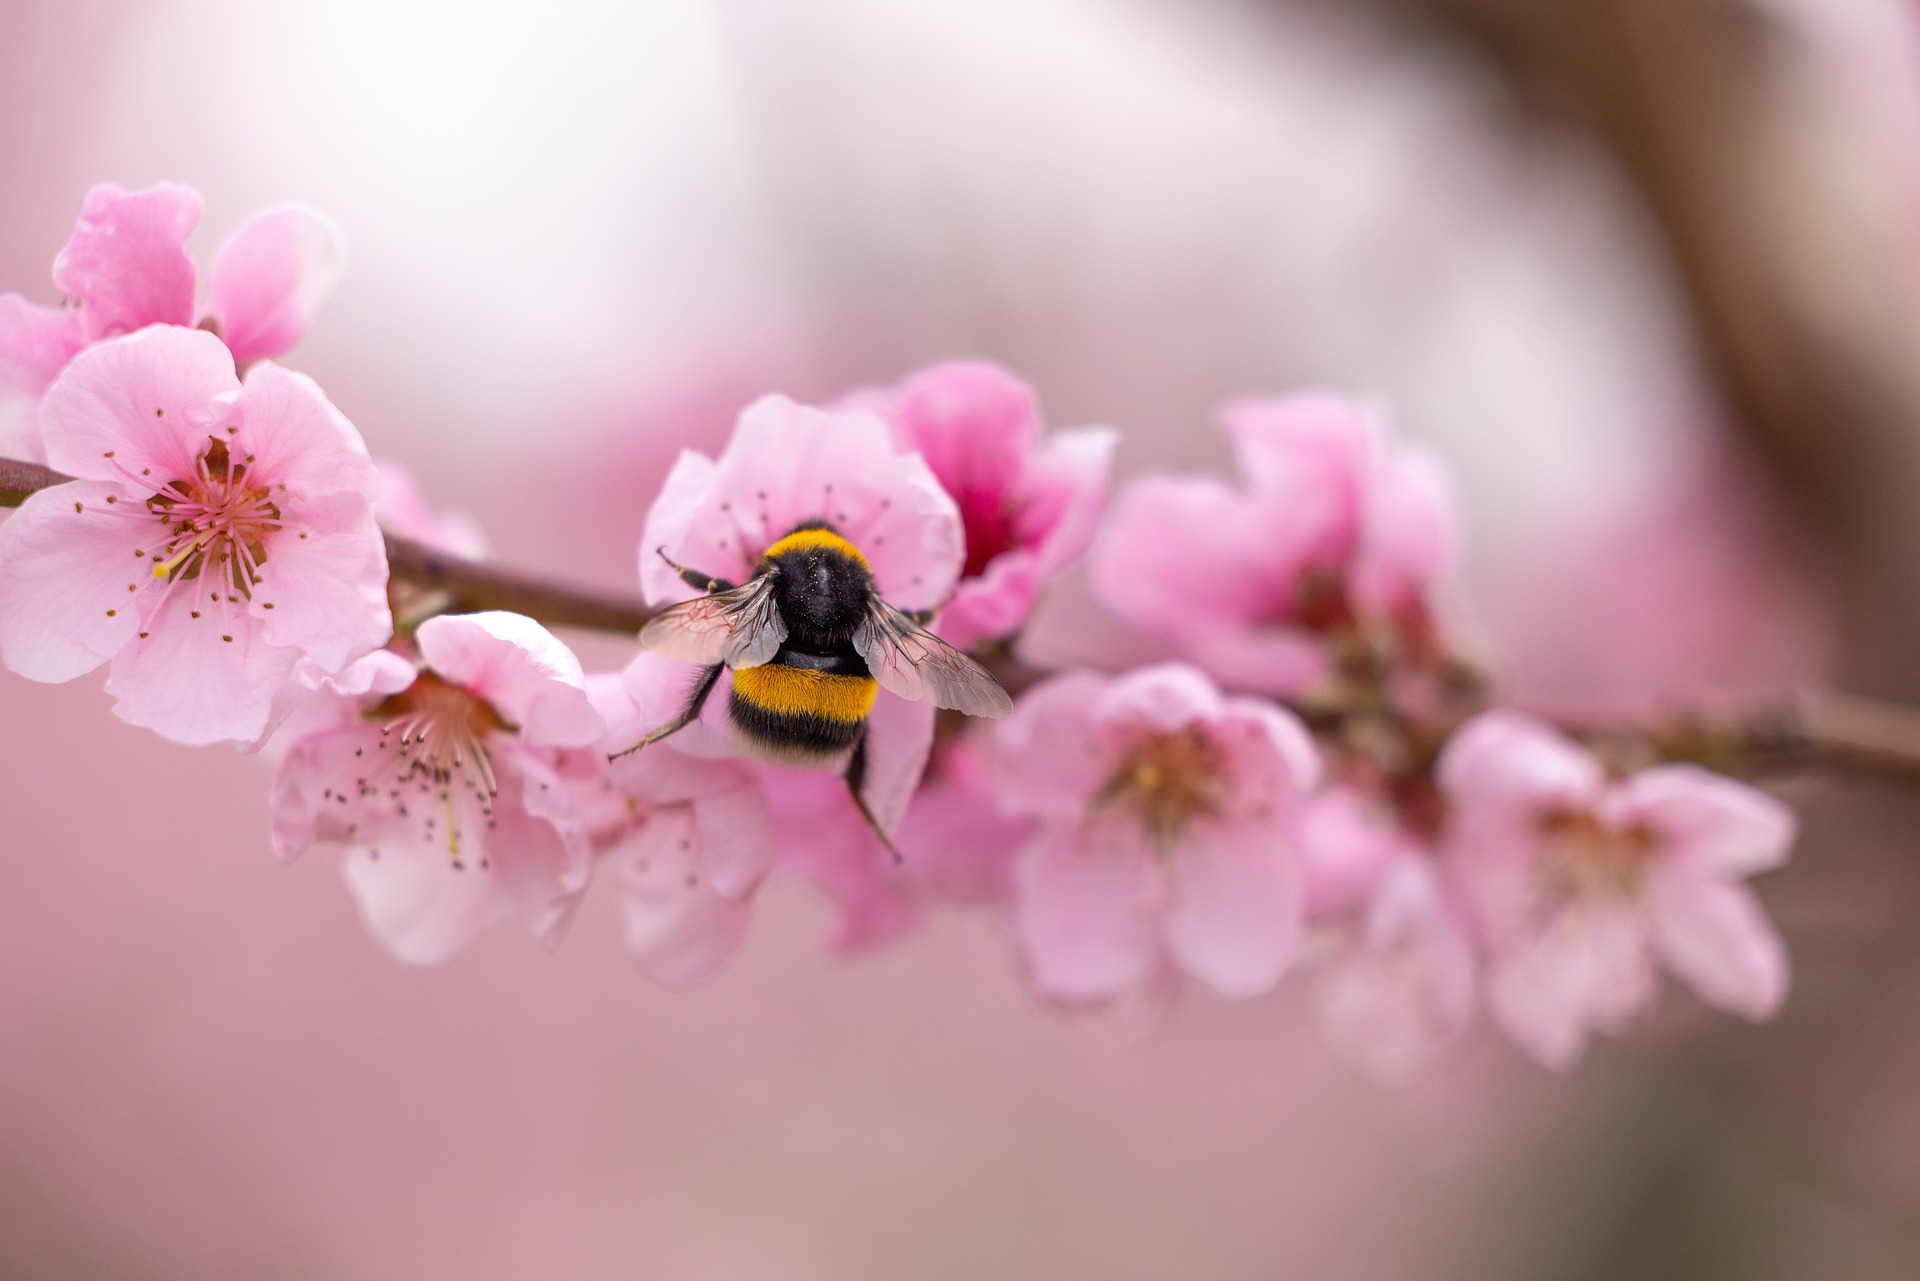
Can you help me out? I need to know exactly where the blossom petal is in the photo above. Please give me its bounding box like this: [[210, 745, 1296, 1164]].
[[1091, 661, 1226, 734], [1294, 786, 1406, 918], [104, 589, 297, 745], [0, 295, 84, 461], [340, 784, 509, 964], [935, 549, 1041, 652], [229, 360, 377, 501], [1488, 908, 1654, 1071], [617, 805, 755, 986], [881, 361, 1040, 507], [1613, 765, 1797, 877], [1091, 474, 1285, 638], [51, 183, 202, 342], [39, 326, 238, 488], [1352, 442, 1456, 613], [763, 767, 923, 955], [510, 749, 597, 925], [898, 741, 1030, 905], [636, 448, 722, 605], [1650, 873, 1788, 1020], [270, 720, 384, 861], [857, 689, 935, 838], [1218, 393, 1376, 580], [1312, 855, 1477, 1082], [1163, 818, 1302, 997], [1186, 627, 1331, 700], [1014, 820, 1160, 1001], [342, 751, 583, 963], [0, 481, 151, 682], [203, 204, 346, 364], [415, 612, 603, 748], [990, 669, 1111, 818], [249, 489, 390, 672], [296, 647, 417, 697], [1436, 710, 1604, 813], [1220, 393, 1375, 512], [1218, 696, 1323, 810], [1021, 426, 1117, 580]]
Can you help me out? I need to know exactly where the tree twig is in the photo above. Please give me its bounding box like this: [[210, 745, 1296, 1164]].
[[381, 536, 654, 635], [0, 458, 70, 506]]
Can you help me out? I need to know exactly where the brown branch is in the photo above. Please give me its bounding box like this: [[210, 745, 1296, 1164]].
[[1793, 691, 1920, 783], [381, 536, 654, 635], [0, 458, 70, 506]]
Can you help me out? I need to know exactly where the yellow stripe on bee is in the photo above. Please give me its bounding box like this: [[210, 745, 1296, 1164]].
[[763, 526, 869, 569], [731, 663, 877, 724]]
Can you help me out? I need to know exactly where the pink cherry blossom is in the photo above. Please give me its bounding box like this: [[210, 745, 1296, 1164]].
[[0, 325, 390, 745], [589, 658, 774, 986], [1092, 393, 1456, 698], [990, 662, 1321, 1002], [766, 737, 1034, 954], [1309, 846, 1477, 1083], [272, 612, 606, 964], [640, 392, 963, 614], [1438, 709, 1795, 1071], [847, 361, 1116, 649], [0, 183, 344, 461]]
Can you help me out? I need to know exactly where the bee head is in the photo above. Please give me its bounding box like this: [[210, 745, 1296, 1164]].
[[762, 521, 875, 647]]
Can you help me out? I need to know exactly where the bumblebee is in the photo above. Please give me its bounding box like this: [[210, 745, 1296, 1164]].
[[615, 522, 1012, 852]]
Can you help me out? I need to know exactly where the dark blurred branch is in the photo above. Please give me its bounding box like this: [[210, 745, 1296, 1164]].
[[1793, 691, 1920, 782], [1355, 0, 1920, 698], [1576, 693, 1920, 784], [0, 458, 68, 506]]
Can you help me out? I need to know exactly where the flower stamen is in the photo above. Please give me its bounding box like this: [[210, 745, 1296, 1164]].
[[145, 437, 282, 599], [1537, 809, 1660, 905], [1098, 726, 1230, 852], [368, 673, 508, 867]]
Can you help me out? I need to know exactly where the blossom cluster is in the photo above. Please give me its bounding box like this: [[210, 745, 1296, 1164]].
[[0, 185, 1798, 1078]]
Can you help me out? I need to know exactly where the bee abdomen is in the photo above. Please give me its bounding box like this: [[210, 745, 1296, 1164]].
[[728, 662, 876, 763]]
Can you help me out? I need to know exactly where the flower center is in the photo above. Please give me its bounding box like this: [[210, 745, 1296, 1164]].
[[1098, 727, 1230, 851], [1536, 808, 1661, 904], [146, 437, 281, 597], [958, 487, 1018, 580], [368, 673, 508, 866]]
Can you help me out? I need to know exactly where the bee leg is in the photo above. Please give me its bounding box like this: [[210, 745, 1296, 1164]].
[[844, 726, 905, 865], [608, 662, 724, 761], [654, 546, 735, 594], [900, 607, 937, 626]]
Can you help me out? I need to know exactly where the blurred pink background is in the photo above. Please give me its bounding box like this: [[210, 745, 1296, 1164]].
[[3, 1, 1914, 1276]]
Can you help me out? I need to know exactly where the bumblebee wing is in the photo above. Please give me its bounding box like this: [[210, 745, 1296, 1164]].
[[639, 576, 786, 668], [852, 598, 1013, 718]]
